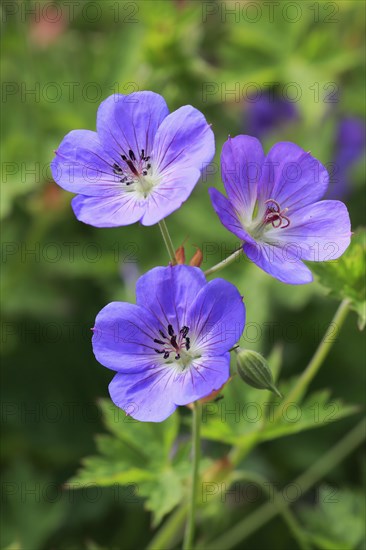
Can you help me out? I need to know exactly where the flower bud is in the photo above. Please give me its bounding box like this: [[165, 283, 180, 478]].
[[235, 349, 282, 397]]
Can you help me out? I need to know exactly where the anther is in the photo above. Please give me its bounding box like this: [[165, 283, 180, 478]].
[[129, 149, 136, 161], [180, 326, 189, 338], [168, 324, 175, 337], [113, 163, 122, 173]]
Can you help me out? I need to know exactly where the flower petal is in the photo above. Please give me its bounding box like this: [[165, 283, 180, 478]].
[[171, 354, 230, 405], [109, 368, 177, 422], [141, 167, 201, 226], [136, 265, 207, 333], [186, 279, 245, 355], [208, 187, 256, 243], [92, 302, 160, 372], [51, 130, 119, 196], [266, 200, 351, 261], [258, 142, 329, 210], [71, 192, 146, 227], [96, 92, 169, 159], [221, 135, 265, 215], [243, 241, 313, 284], [152, 105, 215, 174]]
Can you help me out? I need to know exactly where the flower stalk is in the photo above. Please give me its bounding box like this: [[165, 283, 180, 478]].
[[274, 298, 350, 421], [159, 219, 177, 266], [183, 401, 202, 549], [204, 248, 243, 277]]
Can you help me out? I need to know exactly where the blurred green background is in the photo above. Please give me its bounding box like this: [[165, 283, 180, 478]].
[[1, 1, 365, 549]]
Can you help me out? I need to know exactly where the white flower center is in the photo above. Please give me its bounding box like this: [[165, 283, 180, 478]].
[[152, 323, 201, 371], [241, 199, 291, 240], [112, 148, 160, 199]]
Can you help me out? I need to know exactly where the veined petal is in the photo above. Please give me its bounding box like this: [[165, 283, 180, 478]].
[[51, 130, 119, 196], [109, 368, 177, 422], [268, 200, 351, 261], [136, 265, 207, 334], [97, 92, 169, 160], [221, 135, 265, 215], [171, 354, 230, 405], [141, 167, 201, 226], [243, 241, 313, 284], [209, 187, 256, 243], [92, 302, 160, 372], [152, 105, 215, 174], [258, 142, 329, 210], [186, 278, 245, 355], [71, 192, 146, 227]]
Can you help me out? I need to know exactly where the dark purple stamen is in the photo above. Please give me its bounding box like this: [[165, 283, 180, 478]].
[[180, 326, 189, 338], [116, 150, 152, 186], [127, 161, 139, 176], [153, 324, 191, 360], [113, 163, 122, 174]]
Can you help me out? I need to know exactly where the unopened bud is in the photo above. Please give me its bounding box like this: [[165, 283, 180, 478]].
[[235, 349, 282, 398]]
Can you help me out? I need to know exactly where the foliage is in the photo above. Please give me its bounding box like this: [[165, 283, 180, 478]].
[[308, 228, 366, 329], [299, 485, 366, 549], [1, 1, 365, 549], [68, 400, 193, 527]]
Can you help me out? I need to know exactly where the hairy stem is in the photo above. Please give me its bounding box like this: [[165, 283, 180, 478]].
[[159, 219, 177, 265], [147, 504, 188, 550], [231, 471, 311, 550], [204, 418, 365, 549], [204, 248, 243, 277], [274, 298, 350, 421], [183, 402, 202, 549]]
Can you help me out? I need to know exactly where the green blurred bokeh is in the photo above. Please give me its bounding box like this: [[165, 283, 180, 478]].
[[1, 1, 365, 548]]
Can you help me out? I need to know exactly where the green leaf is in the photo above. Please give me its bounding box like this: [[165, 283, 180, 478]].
[[259, 389, 360, 442], [97, 399, 178, 469], [306, 228, 366, 329], [139, 469, 185, 528], [67, 399, 187, 527], [299, 485, 365, 549], [200, 376, 359, 448]]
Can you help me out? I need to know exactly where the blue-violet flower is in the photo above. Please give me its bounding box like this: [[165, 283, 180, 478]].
[[209, 135, 351, 284], [92, 265, 245, 421], [51, 91, 214, 226]]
